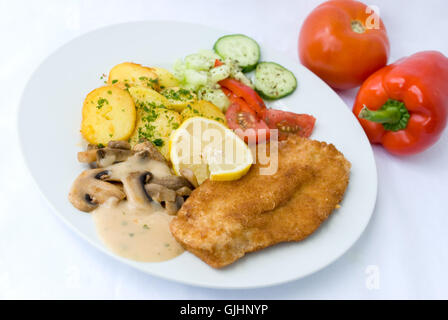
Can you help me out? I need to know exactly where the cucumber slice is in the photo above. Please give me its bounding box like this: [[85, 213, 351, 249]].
[[213, 34, 260, 72], [232, 69, 254, 88], [172, 58, 187, 82], [254, 62, 297, 99], [209, 64, 231, 83], [184, 53, 214, 71], [199, 88, 230, 112], [184, 69, 208, 90]]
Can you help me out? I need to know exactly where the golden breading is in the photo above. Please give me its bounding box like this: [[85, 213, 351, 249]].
[[170, 136, 351, 268]]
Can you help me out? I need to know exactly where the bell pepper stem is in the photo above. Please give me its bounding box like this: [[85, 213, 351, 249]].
[[358, 106, 402, 124], [358, 99, 411, 132]]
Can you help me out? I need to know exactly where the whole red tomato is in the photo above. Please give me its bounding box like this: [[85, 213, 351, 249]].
[[299, 0, 390, 90]]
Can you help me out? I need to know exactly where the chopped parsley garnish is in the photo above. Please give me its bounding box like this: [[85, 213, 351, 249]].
[[137, 123, 156, 142], [97, 143, 105, 148], [96, 98, 109, 109], [152, 138, 164, 146], [138, 76, 159, 88], [143, 224, 150, 230], [134, 99, 178, 146], [111, 79, 118, 84], [161, 88, 194, 101], [141, 107, 158, 123]]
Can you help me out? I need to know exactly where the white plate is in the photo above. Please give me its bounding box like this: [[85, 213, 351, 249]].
[[18, 21, 377, 289]]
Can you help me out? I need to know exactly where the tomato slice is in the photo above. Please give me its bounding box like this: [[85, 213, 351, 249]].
[[226, 99, 270, 143], [219, 78, 266, 117], [221, 87, 238, 100], [264, 109, 316, 140]]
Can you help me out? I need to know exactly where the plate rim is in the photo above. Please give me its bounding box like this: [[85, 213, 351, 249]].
[[17, 19, 378, 289]]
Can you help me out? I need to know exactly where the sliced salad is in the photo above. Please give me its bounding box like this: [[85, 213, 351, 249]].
[[171, 33, 314, 144]]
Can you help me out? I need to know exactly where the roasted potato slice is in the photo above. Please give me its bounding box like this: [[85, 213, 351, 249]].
[[129, 108, 182, 159], [128, 86, 170, 108], [81, 86, 136, 145], [152, 67, 180, 88], [161, 87, 197, 112], [180, 100, 226, 124], [108, 62, 159, 90], [128, 86, 182, 159]]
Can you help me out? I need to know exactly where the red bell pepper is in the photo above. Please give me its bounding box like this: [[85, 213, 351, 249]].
[[214, 59, 223, 67], [214, 59, 266, 116], [353, 51, 448, 155]]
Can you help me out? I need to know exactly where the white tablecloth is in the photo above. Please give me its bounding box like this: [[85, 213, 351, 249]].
[[1, 0, 447, 299]]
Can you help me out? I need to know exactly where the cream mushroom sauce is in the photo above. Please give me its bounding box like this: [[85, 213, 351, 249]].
[[69, 141, 193, 262], [93, 198, 183, 261]]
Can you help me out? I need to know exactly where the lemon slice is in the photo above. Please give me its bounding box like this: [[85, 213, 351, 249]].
[[169, 117, 253, 184]]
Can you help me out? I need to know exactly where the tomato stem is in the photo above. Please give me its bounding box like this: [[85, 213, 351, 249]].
[[358, 99, 410, 131], [351, 20, 365, 33]]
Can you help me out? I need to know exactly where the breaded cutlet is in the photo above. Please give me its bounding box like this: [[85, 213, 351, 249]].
[[170, 136, 351, 268]]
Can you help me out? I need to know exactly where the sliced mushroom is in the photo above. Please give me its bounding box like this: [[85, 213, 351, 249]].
[[144, 183, 186, 215], [107, 140, 131, 150], [122, 171, 153, 206], [144, 183, 177, 203], [87, 144, 99, 150], [151, 175, 192, 190], [68, 168, 125, 212], [72, 137, 190, 214], [179, 168, 199, 188], [133, 140, 166, 163], [77, 149, 98, 163], [78, 144, 134, 166], [96, 148, 134, 167], [176, 186, 192, 197], [165, 196, 185, 215]]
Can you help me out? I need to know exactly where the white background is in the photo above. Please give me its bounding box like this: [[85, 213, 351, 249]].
[[1, 0, 447, 299]]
